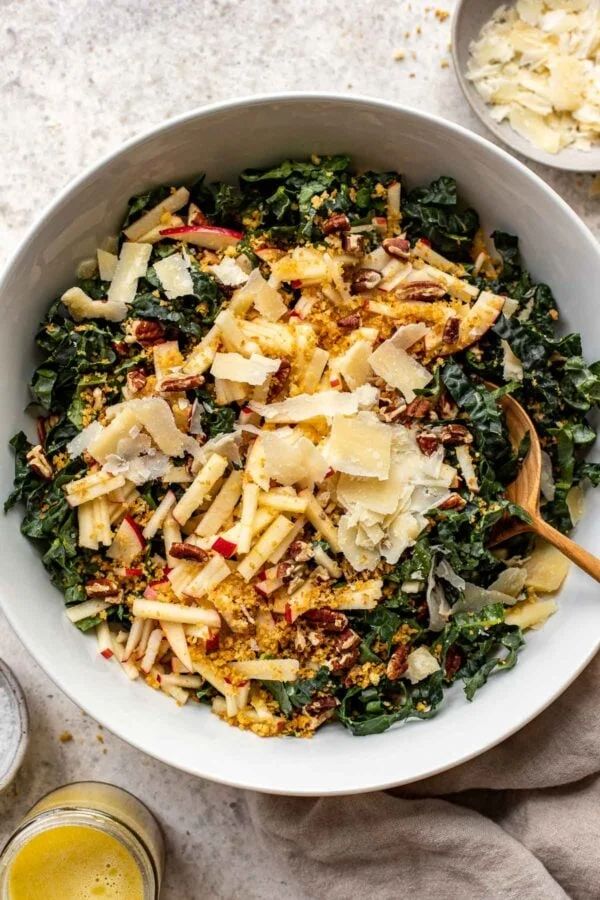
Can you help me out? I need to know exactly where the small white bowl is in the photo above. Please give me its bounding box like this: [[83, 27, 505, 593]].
[[2, 94, 600, 795], [452, 0, 600, 172]]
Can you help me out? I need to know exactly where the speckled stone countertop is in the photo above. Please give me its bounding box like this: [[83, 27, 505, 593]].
[[0, 1, 599, 896]]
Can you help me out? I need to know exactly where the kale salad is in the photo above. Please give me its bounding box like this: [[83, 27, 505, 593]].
[[7, 156, 600, 737]]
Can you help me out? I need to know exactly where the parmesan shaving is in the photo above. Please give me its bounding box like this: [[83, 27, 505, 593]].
[[210, 352, 281, 386], [154, 253, 194, 299], [250, 384, 378, 423]]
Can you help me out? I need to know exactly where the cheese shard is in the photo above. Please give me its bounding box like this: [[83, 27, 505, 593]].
[[210, 256, 249, 288], [337, 471, 411, 516], [210, 352, 281, 386], [154, 253, 194, 299], [97, 249, 118, 282], [61, 287, 127, 323], [230, 269, 287, 321], [107, 242, 152, 306], [261, 427, 328, 487], [368, 332, 432, 401], [326, 412, 392, 480], [336, 339, 374, 390], [250, 384, 378, 423]]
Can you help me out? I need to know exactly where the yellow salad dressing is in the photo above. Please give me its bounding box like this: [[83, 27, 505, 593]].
[[7, 824, 143, 900], [0, 783, 163, 900]]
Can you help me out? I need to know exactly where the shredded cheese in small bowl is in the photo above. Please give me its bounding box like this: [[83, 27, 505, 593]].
[[453, 0, 600, 170]]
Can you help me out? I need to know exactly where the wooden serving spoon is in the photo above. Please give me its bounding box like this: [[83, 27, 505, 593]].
[[490, 388, 600, 582]]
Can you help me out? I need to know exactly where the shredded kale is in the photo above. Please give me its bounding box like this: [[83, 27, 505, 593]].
[[402, 176, 479, 258], [263, 667, 331, 717]]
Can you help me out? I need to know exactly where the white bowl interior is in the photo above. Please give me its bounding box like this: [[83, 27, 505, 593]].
[[1, 95, 599, 795]]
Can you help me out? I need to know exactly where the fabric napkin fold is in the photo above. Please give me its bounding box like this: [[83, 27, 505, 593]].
[[246, 652, 600, 899]]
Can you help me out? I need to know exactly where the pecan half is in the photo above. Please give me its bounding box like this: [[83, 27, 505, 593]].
[[302, 607, 348, 633], [444, 646, 463, 679], [127, 368, 147, 394], [267, 358, 292, 402], [85, 578, 119, 598], [351, 268, 382, 294], [168, 542, 209, 562], [438, 493, 467, 511], [416, 433, 439, 456], [382, 237, 411, 260], [335, 628, 361, 653], [337, 313, 361, 329], [287, 540, 314, 563], [26, 445, 53, 480], [160, 374, 204, 392], [130, 319, 166, 347], [386, 644, 409, 681], [304, 695, 339, 717], [403, 397, 431, 420], [330, 645, 360, 674], [397, 281, 446, 302], [322, 213, 350, 234], [439, 424, 472, 445], [442, 315, 460, 344], [437, 392, 458, 419], [342, 233, 365, 255]]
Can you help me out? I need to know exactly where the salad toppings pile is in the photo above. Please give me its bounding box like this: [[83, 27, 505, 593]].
[[7, 156, 600, 737]]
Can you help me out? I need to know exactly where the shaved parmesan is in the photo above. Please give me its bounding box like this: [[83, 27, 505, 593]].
[[467, 2, 600, 154], [230, 269, 287, 321], [154, 253, 193, 299], [336, 339, 374, 390], [97, 249, 118, 282], [61, 287, 127, 323], [66, 420, 104, 458], [406, 646, 440, 684], [210, 352, 281, 386], [502, 339, 524, 381], [107, 242, 152, 306], [368, 335, 432, 401], [210, 256, 249, 287], [326, 412, 392, 480], [250, 384, 378, 424], [262, 428, 328, 488]]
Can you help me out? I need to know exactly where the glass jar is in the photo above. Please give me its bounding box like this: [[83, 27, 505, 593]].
[[0, 782, 164, 899]]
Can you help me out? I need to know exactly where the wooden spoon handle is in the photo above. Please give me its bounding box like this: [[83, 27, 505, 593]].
[[532, 515, 600, 583]]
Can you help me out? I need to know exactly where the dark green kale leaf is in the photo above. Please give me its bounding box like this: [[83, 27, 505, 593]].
[[402, 177, 479, 258], [441, 360, 517, 487], [193, 390, 236, 438], [262, 667, 331, 717], [337, 671, 444, 736], [435, 604, 524, 701], [130, 267, 223, 339]]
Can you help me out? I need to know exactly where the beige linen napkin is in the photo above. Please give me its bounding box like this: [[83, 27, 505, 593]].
[[247, 653, 600, 899]]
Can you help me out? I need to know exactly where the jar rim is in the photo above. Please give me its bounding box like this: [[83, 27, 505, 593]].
[[0, 805, 159, 900]]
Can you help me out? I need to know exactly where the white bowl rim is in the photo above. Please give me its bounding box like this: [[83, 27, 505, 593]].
[[2, 91, 599, 795]]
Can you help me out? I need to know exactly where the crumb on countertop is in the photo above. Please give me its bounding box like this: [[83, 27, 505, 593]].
[[59, 731, 73, 743]]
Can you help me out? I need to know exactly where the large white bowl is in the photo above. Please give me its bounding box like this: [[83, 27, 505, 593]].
[[2, 94, 599, 796]]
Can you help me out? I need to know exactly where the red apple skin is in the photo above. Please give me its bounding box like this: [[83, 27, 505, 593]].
[[212, 537, 237, 559], [159, 224, 243, 250], [123, 515, 146, 548], [205, 632, 220, 653]]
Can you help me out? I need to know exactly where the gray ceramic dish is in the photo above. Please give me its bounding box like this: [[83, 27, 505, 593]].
[[0, 660, 28, 792], [452, 0, 600, 172]]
